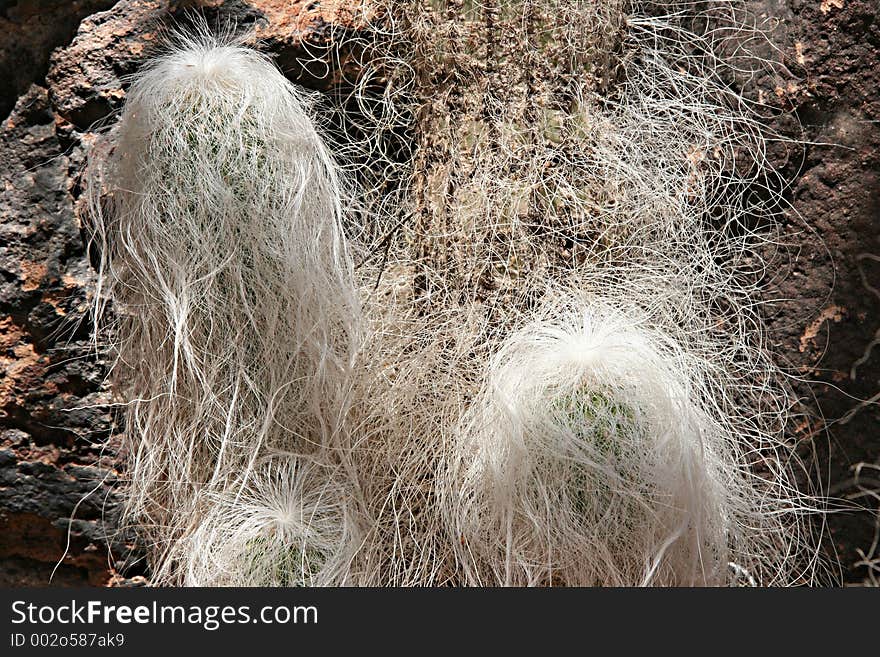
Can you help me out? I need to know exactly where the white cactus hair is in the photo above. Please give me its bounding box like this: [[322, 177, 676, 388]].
[[179, 458, 358, 586], [343, 290, 493, 585], [84, 1, 831, 587], [341, 0, 826, 585], [444, 289, 814, 586], [87, 25, 363, 581]]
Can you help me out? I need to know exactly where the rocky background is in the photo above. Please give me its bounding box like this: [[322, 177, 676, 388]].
[[0, 0, 877, 585]]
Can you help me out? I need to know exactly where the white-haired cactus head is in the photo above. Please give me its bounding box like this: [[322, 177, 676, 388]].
[[178, 460, 357, 587], [445, 297, 789, 586], [87, 30, 363, 580]]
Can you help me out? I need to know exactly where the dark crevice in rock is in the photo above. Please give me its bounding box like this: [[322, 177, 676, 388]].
[[0, 0, 118, 120]]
